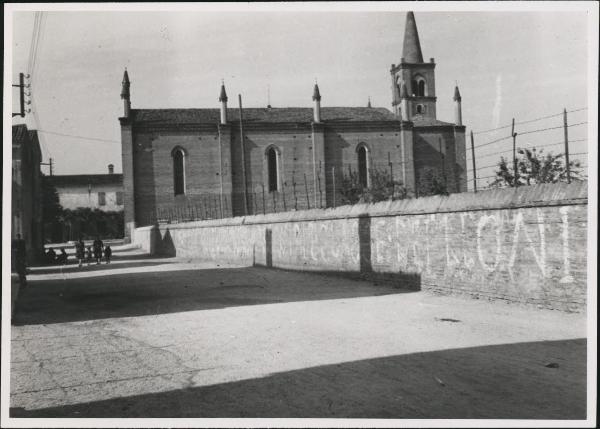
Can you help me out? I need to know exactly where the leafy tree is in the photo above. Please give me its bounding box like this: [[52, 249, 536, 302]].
[[41, 174, 63, 224], [59, 208, 124, 241], [339, 167, 407, 205], [417, 166, 448, 197], [489, 148, 584, 188]]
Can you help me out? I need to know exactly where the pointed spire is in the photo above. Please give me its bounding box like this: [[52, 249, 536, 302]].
[[120, 68, 130, 99], [312, 83, 321, 101], [453, 85, 462, 101], [219, 80, 228, 102], [402, 12, 424, 63], [367, 96, 372, 108]]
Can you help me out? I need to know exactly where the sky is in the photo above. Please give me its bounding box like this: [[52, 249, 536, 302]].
[[8, 5, 593, 184]]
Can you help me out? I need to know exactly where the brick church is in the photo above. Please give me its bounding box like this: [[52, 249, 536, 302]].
[[120, 11, 467, 239]]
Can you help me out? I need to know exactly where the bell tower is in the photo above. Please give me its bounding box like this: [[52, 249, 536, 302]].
[[391, 12, 437, 120]]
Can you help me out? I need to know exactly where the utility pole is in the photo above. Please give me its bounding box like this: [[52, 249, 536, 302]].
[[511, 118, 518, 187], [12, 73, 31, 118], [238, 94, 248, 215], [563, 108, 571, 183], [470, 131, 477, 193], [40, 157, 53, 176]]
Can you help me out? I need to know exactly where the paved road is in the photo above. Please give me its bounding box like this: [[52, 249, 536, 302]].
[[10, 245, 587, 419]]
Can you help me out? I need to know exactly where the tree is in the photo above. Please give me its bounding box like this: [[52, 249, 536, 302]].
[[339, 167, 407, 205], [41, 174, 62, 224], [489, 148, 584, 188], [417, 166, 448, 197]]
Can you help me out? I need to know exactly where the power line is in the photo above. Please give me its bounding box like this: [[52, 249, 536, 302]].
[[37, 129, 120, 143], [473, 135, 512, 149], [472, 107, 588, 136], [517, 122, 587, 137], [466, 138, 588, 161]]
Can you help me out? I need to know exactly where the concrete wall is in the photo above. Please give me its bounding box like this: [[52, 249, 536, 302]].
[[138, 182, 589, 311], [135, 181, 588, 311]]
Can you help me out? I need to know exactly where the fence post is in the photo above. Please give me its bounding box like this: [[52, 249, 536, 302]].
[[292, 172, 298, 210], [439, 138, 447, 190], [470, 130, 477, 192], [332, 166, 336, 208], [282, 183, 287, 211], [388, 152, 394, 200], [512, 118, 518, 187], [563, 108, 571, 183], [303, 173, 311, 209]]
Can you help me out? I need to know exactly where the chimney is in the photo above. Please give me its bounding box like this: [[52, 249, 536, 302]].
[[108, 164, 114, 174], [312, 83, 322, 123]]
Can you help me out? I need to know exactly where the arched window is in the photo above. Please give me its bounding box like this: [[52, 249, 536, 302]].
[[416, 104, 424, 114], [357, 145, 369, 188], [412, 76, 426, 97], [172, 148, 186, 196], [267, 146, 279, 192]]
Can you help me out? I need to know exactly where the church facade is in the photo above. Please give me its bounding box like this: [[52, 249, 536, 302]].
[[120, 12, 467, 240]]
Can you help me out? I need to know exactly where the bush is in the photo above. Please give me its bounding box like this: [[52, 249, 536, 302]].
[[339, 167, 408, 205]]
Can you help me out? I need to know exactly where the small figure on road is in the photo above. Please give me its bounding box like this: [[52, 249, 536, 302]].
[[104, 245, 112, 264], [75, 238, 85, 267], [46, 248, 57, 264], [12, 234, 27, 287], [93, 236, 104, 265], [86, 246, 93, 266], [57, 248, 68, 265]]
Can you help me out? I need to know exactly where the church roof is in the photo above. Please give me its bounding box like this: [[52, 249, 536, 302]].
[[131, 107, 398, 124], [402, 12, 424, 63]]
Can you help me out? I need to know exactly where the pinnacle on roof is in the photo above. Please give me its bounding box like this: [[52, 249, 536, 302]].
[[121, 68, 130, 99], [453, 85, 462, 101], [367, 97, 372, 108], [312, 83, 321, 101], [402, 11, 424, 63], [219, 82, 228, 102]]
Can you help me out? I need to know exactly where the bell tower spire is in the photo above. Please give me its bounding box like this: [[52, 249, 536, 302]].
[[402, 11, 424, 63], [390, 12, 437, 120]]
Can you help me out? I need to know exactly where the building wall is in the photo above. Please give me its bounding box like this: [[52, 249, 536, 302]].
[[131, 127, 229, 226], [12, 128, 43, 263], [413, 127, 464, 194], [135, 181, 588, 312], [55, 184, 123, 211], [125, 120, 466, 229]]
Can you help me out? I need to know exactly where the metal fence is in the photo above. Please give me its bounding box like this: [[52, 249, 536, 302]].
[[143, 106, 588, 225], [467, 107, 588, 191]]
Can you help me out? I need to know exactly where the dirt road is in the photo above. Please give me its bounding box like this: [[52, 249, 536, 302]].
[[10, 245, 587, 419]]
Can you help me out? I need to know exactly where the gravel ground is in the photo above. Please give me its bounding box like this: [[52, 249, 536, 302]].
[[9, 245, 587, 419]]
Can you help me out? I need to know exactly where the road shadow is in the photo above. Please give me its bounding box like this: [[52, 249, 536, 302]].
[[29, 260, 171, 275], [12, 264, 417, 326], [9, 339, 586, 419]]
